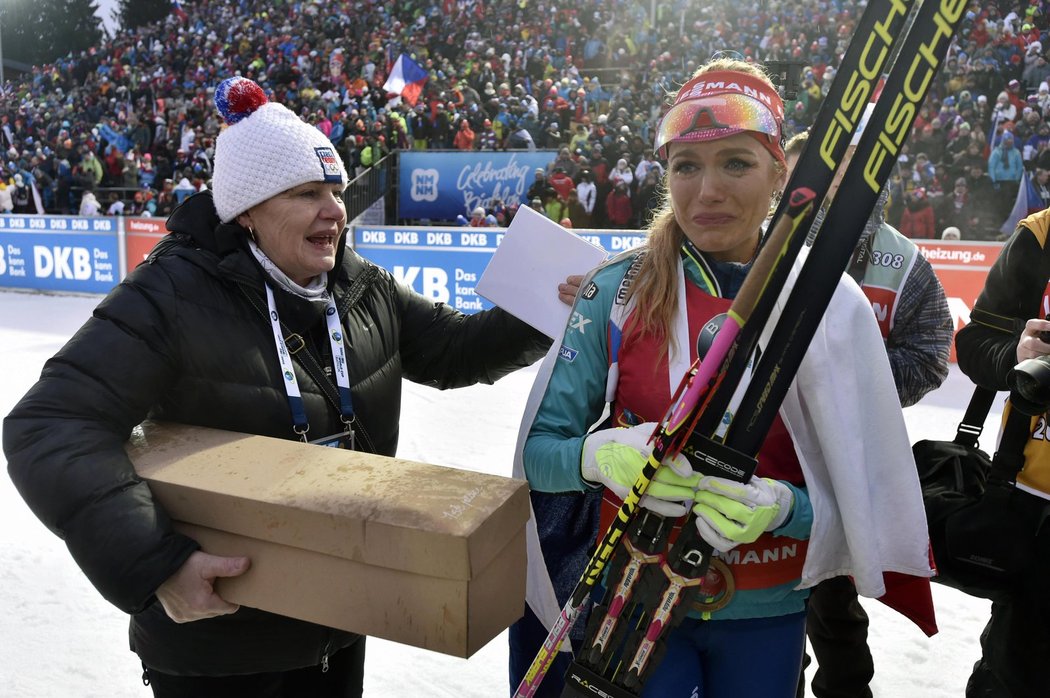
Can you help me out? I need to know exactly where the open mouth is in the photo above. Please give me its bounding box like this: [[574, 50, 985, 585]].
[[307, 234, 336, 248]]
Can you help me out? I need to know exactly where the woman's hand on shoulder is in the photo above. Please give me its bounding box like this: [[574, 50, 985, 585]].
[[156, 550, 251, 623]]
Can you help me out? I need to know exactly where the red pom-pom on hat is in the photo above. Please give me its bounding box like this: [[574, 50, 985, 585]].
[[215, 77, 269, 125]]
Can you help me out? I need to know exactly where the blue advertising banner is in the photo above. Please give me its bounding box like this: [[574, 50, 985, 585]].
[[574, 229, 647, 256], [398, 150, 558, 221], [353, 224, 647, 315], [0, 215, 120, 294], [354, 225, 501, 312]]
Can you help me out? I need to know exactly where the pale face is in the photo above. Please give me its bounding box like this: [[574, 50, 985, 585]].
[[238, 181, 347, 286], [668, 135, 785, 263]]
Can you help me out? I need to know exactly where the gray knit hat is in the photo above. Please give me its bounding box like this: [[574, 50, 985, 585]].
[[211, 77, 347, 223]]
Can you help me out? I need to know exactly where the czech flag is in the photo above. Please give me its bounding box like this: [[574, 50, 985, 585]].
[[382, 54, 428, 107], [1000, 169, 1043, 236], [171, 1, 189, 22]]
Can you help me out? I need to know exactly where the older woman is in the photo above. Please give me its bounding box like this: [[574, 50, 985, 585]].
[[511, 59, 933, 697], [4, 77, 552, 696]]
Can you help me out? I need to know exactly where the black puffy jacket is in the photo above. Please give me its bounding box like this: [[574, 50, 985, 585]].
[[3, 191, 549, 675]]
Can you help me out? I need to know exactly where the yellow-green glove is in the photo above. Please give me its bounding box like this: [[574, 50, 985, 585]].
[[692, 475, 794, 552], [581, 423, 699, 517]]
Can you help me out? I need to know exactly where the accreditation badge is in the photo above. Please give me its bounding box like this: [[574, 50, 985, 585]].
[[309, 428, 355, 450]]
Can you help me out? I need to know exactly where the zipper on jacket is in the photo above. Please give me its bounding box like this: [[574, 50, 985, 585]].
[[320, 635, 332, 673]]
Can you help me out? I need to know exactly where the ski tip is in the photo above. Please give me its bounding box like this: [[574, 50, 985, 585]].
[[787, 187, 817, 210]]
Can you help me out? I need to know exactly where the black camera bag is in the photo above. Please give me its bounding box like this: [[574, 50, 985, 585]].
[[913, 386, 1038, 601]]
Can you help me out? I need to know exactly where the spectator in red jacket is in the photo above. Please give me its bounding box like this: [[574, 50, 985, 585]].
[[605, 180, 633, 228], [899, 188, 937, 239], [453, 119, 476, 150], [548, 166, 575, 202]]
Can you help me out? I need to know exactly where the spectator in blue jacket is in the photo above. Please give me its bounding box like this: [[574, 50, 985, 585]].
[[988, 131, 1024, 219]]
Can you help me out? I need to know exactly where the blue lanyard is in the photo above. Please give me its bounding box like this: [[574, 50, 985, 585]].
[[265, 285, 355, 441]]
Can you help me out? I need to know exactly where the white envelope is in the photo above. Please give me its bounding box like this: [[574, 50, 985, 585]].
[[476, 206, 609, 339]]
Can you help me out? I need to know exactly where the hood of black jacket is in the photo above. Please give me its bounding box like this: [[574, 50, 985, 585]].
[[165, 190, 241, 256]]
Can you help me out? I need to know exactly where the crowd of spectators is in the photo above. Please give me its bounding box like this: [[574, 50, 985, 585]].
[[1, 0, 1049, 239]]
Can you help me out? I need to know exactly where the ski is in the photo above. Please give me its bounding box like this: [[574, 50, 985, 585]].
[[729, 0, 968, 454], [578, 510, 672, 672], [564, 0, 969, 693]]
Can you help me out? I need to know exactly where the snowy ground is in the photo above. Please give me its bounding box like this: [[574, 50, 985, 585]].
[[0, 289, 994, 697]]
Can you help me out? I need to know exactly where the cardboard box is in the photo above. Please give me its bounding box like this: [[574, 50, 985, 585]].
[[126, 421, 530, 658]]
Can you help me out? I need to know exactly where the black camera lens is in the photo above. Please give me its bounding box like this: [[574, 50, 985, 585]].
[[1009, 355, 1050, 415]]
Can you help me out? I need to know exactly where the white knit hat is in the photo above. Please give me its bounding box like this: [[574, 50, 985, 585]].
[[211, 77, 347, 223]]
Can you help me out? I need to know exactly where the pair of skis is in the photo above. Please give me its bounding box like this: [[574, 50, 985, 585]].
[[515, 0, 966, 694]]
